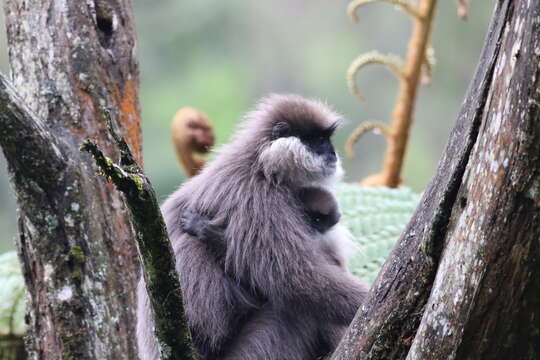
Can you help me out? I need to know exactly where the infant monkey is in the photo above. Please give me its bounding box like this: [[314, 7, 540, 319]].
[[181, 186, 349, 269]]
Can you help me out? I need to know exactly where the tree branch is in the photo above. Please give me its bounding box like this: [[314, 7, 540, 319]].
[[0, 72, 66, 187], [81, 115, 196, 360]]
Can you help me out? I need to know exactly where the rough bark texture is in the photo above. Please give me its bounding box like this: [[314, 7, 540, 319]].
[[407, 1, 540, 358], [1, 0, 142, 359], [332, 0, 539, 359]]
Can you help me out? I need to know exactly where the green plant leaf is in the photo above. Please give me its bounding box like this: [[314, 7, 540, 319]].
[[0, 251, 25, 336], [336, 183, 420, 283]]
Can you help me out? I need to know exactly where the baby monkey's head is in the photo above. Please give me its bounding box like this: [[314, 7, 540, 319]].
[[253, 94, 344, 186], [297, 187, 341, 234]]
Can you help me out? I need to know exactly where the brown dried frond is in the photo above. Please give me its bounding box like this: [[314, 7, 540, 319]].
[[347, 51, 405, 100], [171, 107, 215, 177], [346, 0, 437, 188], [361, 172, 402, 187], [347, 0, 422, 22], [345, 121, 391, 159]]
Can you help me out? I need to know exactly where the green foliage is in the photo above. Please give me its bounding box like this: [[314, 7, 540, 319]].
[[0, 251, 25, 336], [336, 183, 420, 283]]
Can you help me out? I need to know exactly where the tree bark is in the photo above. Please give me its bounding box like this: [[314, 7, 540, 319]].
[[332, 0, 540, 359], [1, 0, 142, 359]]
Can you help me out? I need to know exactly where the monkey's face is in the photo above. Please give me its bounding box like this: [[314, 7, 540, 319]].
[[258, 120, 342, 186]]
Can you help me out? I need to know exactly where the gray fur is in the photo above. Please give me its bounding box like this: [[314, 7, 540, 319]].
[[137, 94, 369, 359]]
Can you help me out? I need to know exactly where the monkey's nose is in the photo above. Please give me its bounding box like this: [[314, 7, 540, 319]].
[[326, 150, 337, 164]]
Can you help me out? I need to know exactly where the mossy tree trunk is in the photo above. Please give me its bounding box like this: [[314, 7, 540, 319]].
[[332, 0, 540, 359], [1, 0, 142, 359]]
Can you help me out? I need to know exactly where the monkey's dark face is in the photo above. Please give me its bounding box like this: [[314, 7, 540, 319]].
[[271, 121, 338, 168], [249, 94, 344, 185], [259, 120, 342, 185]]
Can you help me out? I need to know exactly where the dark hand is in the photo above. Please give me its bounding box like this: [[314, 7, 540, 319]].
[[180, 211, 210, 239]]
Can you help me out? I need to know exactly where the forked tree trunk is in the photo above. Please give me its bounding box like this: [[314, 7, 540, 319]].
[[1, 0, 538, 360], [332, 0, 540, 359], [1, 0, 142, 359]]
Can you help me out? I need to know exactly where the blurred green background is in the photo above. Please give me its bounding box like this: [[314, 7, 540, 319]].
[[0, 0, 495, 252]]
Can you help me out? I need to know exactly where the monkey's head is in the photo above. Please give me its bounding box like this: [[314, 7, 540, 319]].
[[249, 94, 344, 186], [298, 187, 341, 234]]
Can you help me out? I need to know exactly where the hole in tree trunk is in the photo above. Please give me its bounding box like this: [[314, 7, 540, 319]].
[[95, 3, 114, 48]]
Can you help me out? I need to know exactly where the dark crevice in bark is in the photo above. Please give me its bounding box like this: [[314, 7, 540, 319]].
[[95, 2, 115, 48]]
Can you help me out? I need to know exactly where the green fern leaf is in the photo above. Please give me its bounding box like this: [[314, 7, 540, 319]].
[[336, 183, 420, 284], [0, 251, 25, 336]]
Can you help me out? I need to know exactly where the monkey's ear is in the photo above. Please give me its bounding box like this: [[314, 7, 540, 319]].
[[271, 121, 291, 139]]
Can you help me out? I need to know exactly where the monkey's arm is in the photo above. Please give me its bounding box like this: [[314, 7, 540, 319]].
[[251, 245, 368, 326], [298, 263, 368, 324], [137, 230, 260, 359]]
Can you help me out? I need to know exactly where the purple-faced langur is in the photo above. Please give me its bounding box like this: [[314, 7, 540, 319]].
[[137, 94, 369, 360]]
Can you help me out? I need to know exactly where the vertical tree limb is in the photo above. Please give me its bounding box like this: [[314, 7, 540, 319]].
[[407, 1, 540, 358], [332, 1, 519, 358], [2, 0, 142, 358]]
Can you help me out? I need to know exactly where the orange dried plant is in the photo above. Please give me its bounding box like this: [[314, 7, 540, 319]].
[[171, 107, 215, 177]]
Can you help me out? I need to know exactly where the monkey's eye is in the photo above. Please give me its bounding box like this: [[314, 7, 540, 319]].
[[271, 122, 290, 139], [326, 122, 339, 136]]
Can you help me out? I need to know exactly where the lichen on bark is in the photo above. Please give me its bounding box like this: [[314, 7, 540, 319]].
[[81, 115, 196, 360]]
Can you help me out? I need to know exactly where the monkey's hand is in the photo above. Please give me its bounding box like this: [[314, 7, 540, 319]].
[[180, 211, 210, 239], [180, 210, 228, 262]]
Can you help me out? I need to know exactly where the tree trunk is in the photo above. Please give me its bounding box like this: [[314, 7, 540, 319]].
[[332, 0, 540, 359], [1, 0, 142, 359]]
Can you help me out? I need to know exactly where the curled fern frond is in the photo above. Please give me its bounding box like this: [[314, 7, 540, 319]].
[[345, 121, 391, 159], [347, 51, 405, 100], [347, 0, 421, 22]]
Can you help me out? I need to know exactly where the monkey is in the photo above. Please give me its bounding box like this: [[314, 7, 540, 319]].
[[297, 186, 341, 233], [179, 185, 358, 359], [296, 186, 356, 270], [136, 94, 369, 360], [180, 185, 354, 270]]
